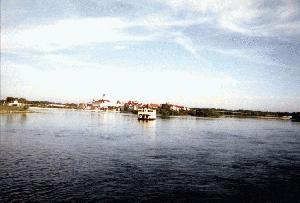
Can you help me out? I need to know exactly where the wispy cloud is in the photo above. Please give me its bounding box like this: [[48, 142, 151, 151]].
[[173, 33, 197, 57], [3, 0, 299, 54], [2, 17, 155, 52], [164, 0, 300, 36]]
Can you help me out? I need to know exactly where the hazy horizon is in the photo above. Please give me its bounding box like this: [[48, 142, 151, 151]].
[[1, 0, 300, 112]]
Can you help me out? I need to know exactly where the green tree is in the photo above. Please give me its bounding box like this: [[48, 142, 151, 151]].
[[18, 98, 27, 104], [6, 97, 15, 103]]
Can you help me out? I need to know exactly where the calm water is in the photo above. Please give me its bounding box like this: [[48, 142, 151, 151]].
[[1, 109, 300, 202]]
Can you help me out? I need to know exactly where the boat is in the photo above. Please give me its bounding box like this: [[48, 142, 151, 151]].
[[280, 116, 292, 120], [138, 108, 156, 120]]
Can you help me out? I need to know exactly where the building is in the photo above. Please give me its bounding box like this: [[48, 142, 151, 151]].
[[147, 103, 161, 109], [115, 100, 124, 111], [161, 103, 190, 111], [92, 99, 111, 109], [125, 100, 143, 111], [8, 100, 25, 107], [84, 98, 123, 111]]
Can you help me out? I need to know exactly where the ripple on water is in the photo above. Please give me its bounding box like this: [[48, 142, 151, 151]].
[[0, 111, 300, 202]]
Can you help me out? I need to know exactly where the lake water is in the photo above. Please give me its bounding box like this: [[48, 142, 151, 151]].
[[1, 109, 300, 202]]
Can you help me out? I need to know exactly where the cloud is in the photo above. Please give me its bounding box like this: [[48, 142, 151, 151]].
[[211, 47, 299, 71], [2, 17, 155, 52], [1, 12, 205, 57], [2, 14, 191, 54], [5, 0, 299, 56], [164, 0, 300, 36], [2, 0, 300, 55], [173, 33, 197, 57]]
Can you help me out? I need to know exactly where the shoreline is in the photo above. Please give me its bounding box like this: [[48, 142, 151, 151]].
[[1, 106, 295, 121], [0, 105, 31, 114], [0, 110, 34, 114]]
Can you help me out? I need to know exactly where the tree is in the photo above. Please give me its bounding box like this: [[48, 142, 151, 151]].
[[6, 97, 15, 103], [18, 98, 27, 104]]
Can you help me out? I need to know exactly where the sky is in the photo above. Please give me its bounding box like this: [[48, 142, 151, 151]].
[[1, 0, 300, 112]]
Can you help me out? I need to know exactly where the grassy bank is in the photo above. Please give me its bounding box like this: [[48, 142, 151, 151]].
[[0, 105, 29, 114]]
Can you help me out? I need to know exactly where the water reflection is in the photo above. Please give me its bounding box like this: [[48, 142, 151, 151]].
[[138, 120, 157, 139], [1, 113, 27, 126], [20, 113, 27, 124], [138, 120, 156, 128]]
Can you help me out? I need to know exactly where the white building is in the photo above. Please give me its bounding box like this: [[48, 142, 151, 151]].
[[170, 104, 190, 111], [8, 100, 25, 107], [90, 99, 123, 111], [138, 108, 156, 120]]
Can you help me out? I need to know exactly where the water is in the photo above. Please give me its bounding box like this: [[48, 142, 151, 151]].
[[1, 109, 300, 202]]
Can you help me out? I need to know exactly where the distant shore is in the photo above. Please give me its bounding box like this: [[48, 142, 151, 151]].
[[0, 105, 31, 114], [157, 114, 294, 121], [1, 106, 299, 122], [1, 96, 299, 122]]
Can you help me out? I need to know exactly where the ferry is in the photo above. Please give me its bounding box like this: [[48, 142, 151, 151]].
[[280, 116, 292, 120], [138, 108, 156, 120]]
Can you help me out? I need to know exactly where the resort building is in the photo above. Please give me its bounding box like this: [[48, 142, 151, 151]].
[[125, 100, 143, 111], [170, 105, 190, 111], [161, 103, 190, 111], [8, 100, 25, 107]]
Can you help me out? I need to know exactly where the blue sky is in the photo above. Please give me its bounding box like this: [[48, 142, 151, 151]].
[[1, 0, 300, 111]]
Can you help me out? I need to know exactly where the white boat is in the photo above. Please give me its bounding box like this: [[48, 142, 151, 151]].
[[281, 116, 292, 120], [138, 108, 156, 120]]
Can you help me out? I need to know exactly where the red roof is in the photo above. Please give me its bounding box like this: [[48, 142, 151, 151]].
[[141, 103, 161, 108], [127, 100, 140, 105], [149, 103, 161, 108], [92, 99, 110, 103], [97, 99, 110, 102]]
